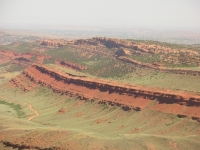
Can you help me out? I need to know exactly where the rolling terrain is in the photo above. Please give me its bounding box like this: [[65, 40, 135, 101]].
[[0, 36, 200, 149]]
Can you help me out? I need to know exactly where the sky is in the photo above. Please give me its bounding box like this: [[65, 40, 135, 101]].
[[0, 0, 200, 29]]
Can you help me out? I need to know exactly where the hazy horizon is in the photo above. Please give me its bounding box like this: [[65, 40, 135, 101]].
[[0, 0, 200, 30], [1, 0, 200, 45]]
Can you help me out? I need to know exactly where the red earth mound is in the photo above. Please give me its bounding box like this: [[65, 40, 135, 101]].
[[9, 65, 200, 121]]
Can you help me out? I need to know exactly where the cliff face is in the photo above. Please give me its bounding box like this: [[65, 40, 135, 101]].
[[9, 65, 200, 121]]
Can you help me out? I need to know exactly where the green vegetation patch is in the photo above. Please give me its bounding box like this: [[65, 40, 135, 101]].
[[0, 100, 25, 118], [0, 42, 36, 53], [128, 54, 161, 64]]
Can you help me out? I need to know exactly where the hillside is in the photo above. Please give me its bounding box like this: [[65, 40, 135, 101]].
[[0, 37, 200, 149]]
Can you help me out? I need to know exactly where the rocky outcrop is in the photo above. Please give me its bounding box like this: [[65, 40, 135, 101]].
[[39, 39, 67, 47], [72, 37, 138, 50], [1, 141, 61, 150], [92, 37, 138, 49], [55, 60, 87, 70], [9, 65, 200, 121], [115, 48, 126, 57], [73, 39, 99, 46]]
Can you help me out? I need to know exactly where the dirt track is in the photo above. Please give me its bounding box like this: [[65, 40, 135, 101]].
[[26, 103, 39, 121]]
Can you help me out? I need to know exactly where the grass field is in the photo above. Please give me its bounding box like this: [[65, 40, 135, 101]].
[[0, 85, 200, 149], [0, 100, 25, 118], [0, 42, 38, 53]]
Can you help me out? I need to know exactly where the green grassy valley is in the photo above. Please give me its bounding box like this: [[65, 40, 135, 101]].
[[0, 85, 200, 150]]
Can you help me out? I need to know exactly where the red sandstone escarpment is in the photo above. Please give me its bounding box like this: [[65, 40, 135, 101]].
[[9, 65, 200, 121], [92, 37, 199, 55], [76, 37, 199, 56], [72, 38, 200, 74], [72, 37, 138, 51], [117, 56, 200, 76], [55, 59, 87, 70]]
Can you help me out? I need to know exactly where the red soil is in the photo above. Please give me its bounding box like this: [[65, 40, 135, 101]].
[[131, 128, 140, 133], [118, 125, 125, 130], [57, 108, 67, 114], [0, 50, 50, 66], [0, 50, 18, 64], [0, 49, 83, 71], [9, 65, 200, 121], [0, 50, 17, 58]]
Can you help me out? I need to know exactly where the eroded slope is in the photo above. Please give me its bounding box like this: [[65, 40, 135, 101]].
[[9, 65, 200, 121]]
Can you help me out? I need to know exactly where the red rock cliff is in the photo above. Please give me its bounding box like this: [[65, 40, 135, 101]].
[[9, 65, 200, 121]]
